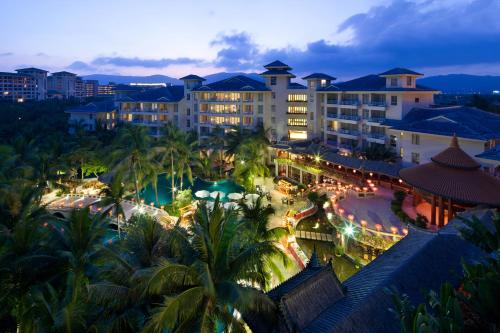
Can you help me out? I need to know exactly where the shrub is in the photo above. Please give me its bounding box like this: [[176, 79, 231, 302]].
[[394, 190, 406, 203]]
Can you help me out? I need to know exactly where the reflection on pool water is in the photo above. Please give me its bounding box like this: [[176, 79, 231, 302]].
[[140, 176, 244, 206]]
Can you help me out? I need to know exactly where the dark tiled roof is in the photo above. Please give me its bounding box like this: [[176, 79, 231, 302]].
[[318, 74, 437, 92], [379, 68, 423, 76], [322, 152, 405, 177], [192, 75, 269, 92], [0, 72, 28, 77], [51, 71, 77, 76], [124, 85, 184, 102], [302, 210, 491, 333], [302, 73, 336, 80], [264, 60, 291, 69], [260, 69, 296, 77], [288, 82, 307, 89], [65, 100, 116, 114], [476, 146, 500, 161], [390, 106, 500, 140], [179, 74, 206, 81], [400, 137, 500, 206], [16, 67, 48, 73]]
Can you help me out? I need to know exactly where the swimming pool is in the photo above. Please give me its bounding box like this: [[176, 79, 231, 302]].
[[140, 176, 244, 206]]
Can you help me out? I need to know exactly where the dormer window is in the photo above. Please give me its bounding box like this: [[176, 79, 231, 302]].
[[407, 76, 413, 86], [320, 79, 327, 87], [390, 78, 398, 87]]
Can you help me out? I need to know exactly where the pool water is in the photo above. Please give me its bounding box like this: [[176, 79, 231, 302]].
[[140, 175, 244, 206]]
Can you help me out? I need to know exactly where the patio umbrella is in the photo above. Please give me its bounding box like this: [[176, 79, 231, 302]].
[[210, 191, 226, 199], [245, 193, 260, 201], [195, 190, 210, 198], [227, 192, 243, 200], [223, 202, 239, 210]]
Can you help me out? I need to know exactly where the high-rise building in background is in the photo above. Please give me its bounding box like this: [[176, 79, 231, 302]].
[[47, 71, 77, 99], [15, 67, 48, 100]]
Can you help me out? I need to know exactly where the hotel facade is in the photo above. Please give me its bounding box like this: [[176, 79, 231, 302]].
[[111, 60, 499, 169]]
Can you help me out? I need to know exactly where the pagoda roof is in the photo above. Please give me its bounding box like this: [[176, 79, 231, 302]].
[[179, 74, 206, 81], [263, 60, 291, 70], [399, 135, 500, 206], [302, 73, 336, 81]]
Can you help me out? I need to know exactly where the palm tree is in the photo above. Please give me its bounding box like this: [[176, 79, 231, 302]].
[[142, 199, 277, 332], [207, 126, 226, 178], [239, 196, 291, 285], [110, 125, 157, 202], [99, 171, 128, 237], [233, 138, 269, 190], [195, 150, 215, 180]]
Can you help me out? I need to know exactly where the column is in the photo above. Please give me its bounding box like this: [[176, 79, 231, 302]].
[[285, 165, 289, 177], [299, 169, 303, 183], [275, 162, 278, 177], [316, 173, 320, 184], [438, 196, 444, 227], [447, 199, 453, 222], [431, 195, 437, 226]]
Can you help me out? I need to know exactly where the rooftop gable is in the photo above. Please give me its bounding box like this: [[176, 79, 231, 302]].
[[302, 73, 336, 80], [379, 68, 423, 76], [263, 60, 291, 69], [179, 74, 206, 81]]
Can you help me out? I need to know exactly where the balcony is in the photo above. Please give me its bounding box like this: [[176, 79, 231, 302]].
[[326, 112, 338, 119], [339, 128, 360, 136], [340, 100, 359, 106], [365, 117, 386, 124], [326, 99, 338, 105], [199, 98, 241, 103], [338, 114, 361, 122]]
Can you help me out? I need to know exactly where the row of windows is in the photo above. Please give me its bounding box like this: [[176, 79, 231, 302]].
[[287, 106, 307, 114], [287, 118, 308, 127], [287, 93, 308, 102]]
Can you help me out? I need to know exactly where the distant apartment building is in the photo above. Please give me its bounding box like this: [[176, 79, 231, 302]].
[[75, 77, 86, 99], [97, 83, 116, 96], [0, 71, 37, 102], [15, 67, 48, 100], [48, 71, 77, 98], [85, 80, 99, 97], [65, 100, 117, 133]]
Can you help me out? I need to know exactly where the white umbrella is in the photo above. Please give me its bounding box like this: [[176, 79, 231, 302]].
[[205, 201, 215, 211], [227, 192, 243, 200], [195, 190, 210, 198], [223, 202, 239, 210], [245, 193, 259, 201], [210, 191, 225, 199]]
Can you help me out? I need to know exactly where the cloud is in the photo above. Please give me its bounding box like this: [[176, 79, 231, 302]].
[[91, 56, 202, 68], [210, 31, 259, 70], [35, 52, 48, 57], [208, 0, 500, 77], [67, 60, 97, 72], [0, 52, 13, 57]]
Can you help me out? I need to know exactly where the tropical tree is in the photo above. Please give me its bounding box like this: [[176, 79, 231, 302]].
[[142, 199, 277, 332], [110, 124, 157, 202], [195, 150, 216, 180], [207, 126, 227, 178], [233, 138, 269, 190], [99, 171, 128, 237]]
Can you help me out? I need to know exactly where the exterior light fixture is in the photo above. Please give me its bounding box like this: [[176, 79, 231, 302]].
[[344, 225, 354, 237], [314, 155, 320, 163]]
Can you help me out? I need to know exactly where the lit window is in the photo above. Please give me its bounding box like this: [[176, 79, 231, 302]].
[[287, 118, 308, 127]]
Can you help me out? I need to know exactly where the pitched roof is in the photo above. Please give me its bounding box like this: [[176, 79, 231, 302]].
[[399, 137, 500, 206], [388, 106, 500, 140], [475, 145, 500, 162], [192, 75, 269, 92], [288, 82, 307, 90], [264, 60, 291, 69], [379, 68, 423, 76], [302, 73, 336, 80], [65, 100, 116, 114], [15, 67, 48, 73], [179, 74, 206, 81], [301, 210, 491, 333], [318, 74, 437, 92], [123, 85, 184, 102], [260, 69, 296, 77], [51, 71, 77, 76]]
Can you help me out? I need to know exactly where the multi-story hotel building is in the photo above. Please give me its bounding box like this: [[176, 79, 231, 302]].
[[15, 67, 48, 100], [0, 71, 37, 102], [66, 100, 117, 133], [48, 71, 77, 98], [85, 80, 99, 98], [318, 68, 438, 153]]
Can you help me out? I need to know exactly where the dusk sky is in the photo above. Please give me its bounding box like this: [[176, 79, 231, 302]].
[[1, 0, 499, 80]]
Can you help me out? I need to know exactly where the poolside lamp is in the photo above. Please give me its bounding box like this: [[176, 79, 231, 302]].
[[344, 225, 354, 237]]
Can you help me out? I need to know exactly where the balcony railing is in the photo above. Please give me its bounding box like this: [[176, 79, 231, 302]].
[[365, 132, 386, 140], [340, 100, 359, 106], [366, 117, 386, 123], [338, 114, 360, 121], [326, 99, 338, 104], [339, 128, 360, 136], [326, 112, 338, 118], [369, 101, 387, 107], [199, 98, 241, 102]]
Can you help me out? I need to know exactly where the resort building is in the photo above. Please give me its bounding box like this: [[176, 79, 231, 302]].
[[65, 100, 117, 133], [15, 67, 48, 100], [318, 68, 438, 153], [97, 83, 116, 96], [386, 106, 500, 167], [48, 71, 78, 98], [0, 71, 37, 102], [84, 79, 99, 98], [117, 85, 185, 137]]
